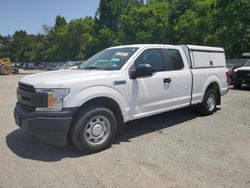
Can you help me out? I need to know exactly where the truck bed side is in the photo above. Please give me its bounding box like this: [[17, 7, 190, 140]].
[[180, 45, 228, 105]]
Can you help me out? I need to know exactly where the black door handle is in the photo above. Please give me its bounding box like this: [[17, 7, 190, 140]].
[[163, 78, 172, 83]]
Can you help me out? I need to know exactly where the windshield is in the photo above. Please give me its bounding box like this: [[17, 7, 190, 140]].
[[79, 47, 138, 70]]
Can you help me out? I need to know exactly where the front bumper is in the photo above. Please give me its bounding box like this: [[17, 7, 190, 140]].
[[232, 78, 250, 85], [14, 103, 77, 146]]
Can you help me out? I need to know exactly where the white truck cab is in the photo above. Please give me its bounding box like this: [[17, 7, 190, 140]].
[[14, 44, 228, 153]]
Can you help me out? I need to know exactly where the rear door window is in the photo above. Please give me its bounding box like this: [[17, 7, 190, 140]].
[[167, 49, 184, 70]]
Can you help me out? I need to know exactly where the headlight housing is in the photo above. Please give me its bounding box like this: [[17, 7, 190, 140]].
[[35, 88, 70, 112]]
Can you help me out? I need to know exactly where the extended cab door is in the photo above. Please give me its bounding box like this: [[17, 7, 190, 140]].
[[163, 48, 192, 108], [129, 48, 173, 119]]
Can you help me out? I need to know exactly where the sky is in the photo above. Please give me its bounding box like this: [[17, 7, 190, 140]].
[[0, 0, 100, 36]]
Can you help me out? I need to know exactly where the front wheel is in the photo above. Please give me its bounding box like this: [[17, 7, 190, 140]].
[[198, 89, 218, 115], [70, 106, 117, 153]]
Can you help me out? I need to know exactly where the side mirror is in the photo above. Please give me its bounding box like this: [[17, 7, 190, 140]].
[[130, 64, 153, 79]]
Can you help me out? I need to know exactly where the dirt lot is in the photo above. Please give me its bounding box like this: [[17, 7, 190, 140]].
[[0, 70, 250, 188]]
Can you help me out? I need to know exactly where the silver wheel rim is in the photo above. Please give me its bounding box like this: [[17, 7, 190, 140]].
[[207, 93, 216, 111], [84, 116, 110, 145]]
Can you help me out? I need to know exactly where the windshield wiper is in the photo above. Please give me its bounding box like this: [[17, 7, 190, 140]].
[[82, 66, 103, 70]]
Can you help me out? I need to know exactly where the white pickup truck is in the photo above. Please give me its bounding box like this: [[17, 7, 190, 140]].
[[14, 44, 228, 153]]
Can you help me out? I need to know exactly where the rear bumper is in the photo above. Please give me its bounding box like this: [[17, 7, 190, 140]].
[[14, 103, 77, 146], [221, 87, 229, 96]]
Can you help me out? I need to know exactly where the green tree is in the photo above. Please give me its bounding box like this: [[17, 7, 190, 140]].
[[173, 0, 216, 44], [54, 15, 67, 30], [208, 0, 250, 58], [9, 30, 29, 61], [97, 0, 144, 31], [0, 35, 12, 58], [118, 1, 169, 44], [1, 0, 250, 62], [166, 0, 196, 43]]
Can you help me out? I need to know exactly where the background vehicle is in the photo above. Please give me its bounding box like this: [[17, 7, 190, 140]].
[[226, 59, 249, 84], [33, 63, 45, 70], [11, 62, 22, 69], [46, 66, 53, 71], [226, 59, 248, 70], [230, 60, 250, 89], [0, 58, 19, 75], [14, 44, 228, 153], [38, 64, 45, 70], [23, 63, 35, 70], [53, 61, 83, 70]]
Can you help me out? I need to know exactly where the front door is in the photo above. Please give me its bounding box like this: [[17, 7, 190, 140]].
[[129, 48, 173, 119]]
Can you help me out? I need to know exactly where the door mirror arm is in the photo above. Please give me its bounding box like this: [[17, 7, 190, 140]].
[[130, 70, 137, 79]]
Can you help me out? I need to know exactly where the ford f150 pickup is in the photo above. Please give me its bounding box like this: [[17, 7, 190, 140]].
[[14, 44, 228, 153]]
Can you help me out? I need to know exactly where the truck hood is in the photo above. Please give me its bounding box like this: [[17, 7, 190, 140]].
[[235, 66, 250, 72], [20, 69, 113, 88]]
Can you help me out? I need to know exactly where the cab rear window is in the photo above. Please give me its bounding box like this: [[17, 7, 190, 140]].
[[168, 49, 184, 70]]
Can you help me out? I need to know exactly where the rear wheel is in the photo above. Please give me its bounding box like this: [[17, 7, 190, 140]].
[[198, 88, 218, 115], [70, 106, 117, 153]]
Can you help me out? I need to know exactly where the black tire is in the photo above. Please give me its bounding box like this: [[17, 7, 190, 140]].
[[233, 83, 241, 89], [70, 106, 117, 154], [197, 88, 218, 115], [0, 64, 11, 75]]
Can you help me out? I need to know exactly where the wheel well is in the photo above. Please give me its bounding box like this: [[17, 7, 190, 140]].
[[207, 82, 221, 105], [73, 97, 124, 129]]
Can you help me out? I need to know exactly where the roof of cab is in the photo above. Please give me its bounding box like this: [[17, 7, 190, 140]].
[[108, 44, 224, 52], [108, 44, 176, 49]]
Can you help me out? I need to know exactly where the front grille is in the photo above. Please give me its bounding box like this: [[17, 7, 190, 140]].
[[19, 103, 36, 111], [18, 83, 36, 111], [237, 70, 250, 79], [17, 83, 48, 111], [19, 82, 35, 93]]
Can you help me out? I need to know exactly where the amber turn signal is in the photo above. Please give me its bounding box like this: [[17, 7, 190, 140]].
[[47, 93, 54, 108]]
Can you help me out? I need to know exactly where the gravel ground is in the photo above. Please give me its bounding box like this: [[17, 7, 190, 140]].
[[0, 70, 250, 188]]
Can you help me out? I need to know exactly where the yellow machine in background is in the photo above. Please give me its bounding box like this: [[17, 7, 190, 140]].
[[0, 58, 19, 75]]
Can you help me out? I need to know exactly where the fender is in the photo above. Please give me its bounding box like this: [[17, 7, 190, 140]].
[[64, 85, 130, 122], [200, 74, 222, 100], [191, 74, 222, 104]]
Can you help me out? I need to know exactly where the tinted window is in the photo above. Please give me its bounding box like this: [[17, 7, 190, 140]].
[[134, 49, 167, 72], [169, 49, 184, 70]]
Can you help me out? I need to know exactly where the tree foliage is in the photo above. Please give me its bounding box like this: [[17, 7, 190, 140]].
[[210, 0, 250, 58], [0, 0, 249, 62], [119, 1, 169, 44]]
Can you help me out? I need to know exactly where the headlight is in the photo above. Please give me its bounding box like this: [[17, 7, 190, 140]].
[[35, 88, 70, 112]]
